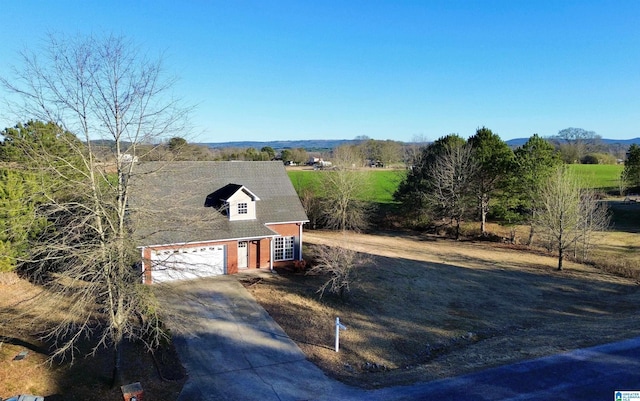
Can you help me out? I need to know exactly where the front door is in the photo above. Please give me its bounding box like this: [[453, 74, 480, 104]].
[[238, 241, 248, 269]]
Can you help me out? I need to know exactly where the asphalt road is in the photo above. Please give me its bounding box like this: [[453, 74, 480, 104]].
[[158, 275, 640, 401]]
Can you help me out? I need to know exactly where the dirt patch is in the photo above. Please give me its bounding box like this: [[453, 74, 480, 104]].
[[245, 230, 640, 389], [0, 278, 184, 401]]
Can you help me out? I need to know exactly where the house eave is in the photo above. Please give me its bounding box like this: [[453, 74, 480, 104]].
[[137, 233, 280, 249], [265, 220, 310, 225]]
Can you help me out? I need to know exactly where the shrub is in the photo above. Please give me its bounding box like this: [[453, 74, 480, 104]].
[[306, 243, 371, 300]]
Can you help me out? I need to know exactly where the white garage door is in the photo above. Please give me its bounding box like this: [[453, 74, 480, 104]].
[[150, 245, 226, 283]]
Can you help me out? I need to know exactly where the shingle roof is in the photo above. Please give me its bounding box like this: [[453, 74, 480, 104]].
[[128, 161, 308, 246]]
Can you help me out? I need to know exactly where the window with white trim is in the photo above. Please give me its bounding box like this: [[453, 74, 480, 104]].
[[238, 202, 248, 214], [274, 236, 295, 261]]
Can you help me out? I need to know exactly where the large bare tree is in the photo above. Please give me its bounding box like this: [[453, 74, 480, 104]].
[[574, 189, 610, 262], [320, 145, 371, 231], [1, 33, 191, 385], [428, 143, 478, 239], [535, 167, 609, 270]]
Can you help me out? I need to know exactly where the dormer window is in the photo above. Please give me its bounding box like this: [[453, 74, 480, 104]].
[[206, 183, 260, 221]]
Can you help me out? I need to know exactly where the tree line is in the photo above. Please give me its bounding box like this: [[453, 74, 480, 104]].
[[286, 127, 626, 277], [143, 128, 636, 168], [548, 127, 625, 165], [393, 127, 612, 270], [293, 129, 624, 299], [66, 127, 633, 171]]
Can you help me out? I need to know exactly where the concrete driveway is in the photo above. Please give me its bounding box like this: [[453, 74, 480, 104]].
[[158, 274, 640, 401], [157, 274, 361, 401]]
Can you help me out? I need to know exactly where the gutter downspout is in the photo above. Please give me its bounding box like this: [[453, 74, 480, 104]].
[[140, 248, 146, 284], [269, 237, 274, 272], [298, 223, 303, 260]]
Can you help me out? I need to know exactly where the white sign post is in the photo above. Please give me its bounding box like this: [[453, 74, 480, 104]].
[[335, 317, 347, 352]]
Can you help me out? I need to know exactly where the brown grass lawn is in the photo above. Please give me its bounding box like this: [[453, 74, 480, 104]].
[[2, 219, 637, 396], [245, 230, 640, 389], [0, 275, 184, 401]]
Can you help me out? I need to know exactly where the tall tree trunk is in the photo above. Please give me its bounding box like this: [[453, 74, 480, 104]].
[[480, 195, 488, 236], [557, 246, 564, 271], [526, 224, 535, 246], [111, 336, 124, 388]]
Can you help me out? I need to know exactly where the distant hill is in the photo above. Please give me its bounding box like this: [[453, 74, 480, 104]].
[[504, 138, 529, 147], [200, 139, 359, 151], [203, 137, 640, 151], [600, 138, 640, 145], [506, 137, 640, 148]]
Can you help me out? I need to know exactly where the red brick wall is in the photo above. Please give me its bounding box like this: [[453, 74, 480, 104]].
[[223, 240, 239, 274], [258, 239, 271, 268], [142, 247, 152, 284], [267, 222, 301, 237]]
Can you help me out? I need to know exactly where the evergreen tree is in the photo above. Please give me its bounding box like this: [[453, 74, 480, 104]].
[[623, 144, 640, 190], [468, 127, 514, 235], [511, 134, 562, 244], [0, 168, 47, 271]]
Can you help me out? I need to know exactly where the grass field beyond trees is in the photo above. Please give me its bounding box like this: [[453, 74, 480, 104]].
[[567, 164, 624, 190], [288, 164, 625, 205], [288, 169, 403, 203]]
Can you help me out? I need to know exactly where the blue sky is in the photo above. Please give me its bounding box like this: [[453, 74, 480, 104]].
[[1, 0, 639, 143]]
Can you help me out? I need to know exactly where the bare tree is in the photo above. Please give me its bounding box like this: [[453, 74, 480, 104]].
[[377, 140, 403, 167], [535, 167, 608, 270], [404, 134, 429, 166], [575, 190, 610, 261], [1, 33, 191, 385], [298, 187, 323, 229], [320, 145, 371, 231], [306, 243, 371, 300], [553, 127, 601, 164], [536, 168, 581, 270], [332, 143, 365, 168], [619, 168, 629, 197], [358, 139, 402, 167], [427, 143, 478, 239]]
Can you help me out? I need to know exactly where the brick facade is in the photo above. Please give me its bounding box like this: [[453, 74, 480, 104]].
[[141, 222, 304, 283]]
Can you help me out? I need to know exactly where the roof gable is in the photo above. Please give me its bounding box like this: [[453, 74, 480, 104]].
[[204, 183, 260, 209]]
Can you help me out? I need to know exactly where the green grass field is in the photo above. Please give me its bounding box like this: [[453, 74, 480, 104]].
[[287, 170, 321, 193], [288, 169, 405, 203], [360, 169, 404, 203], [567, 164, 624, 190], [288, 164, 624, 205]]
